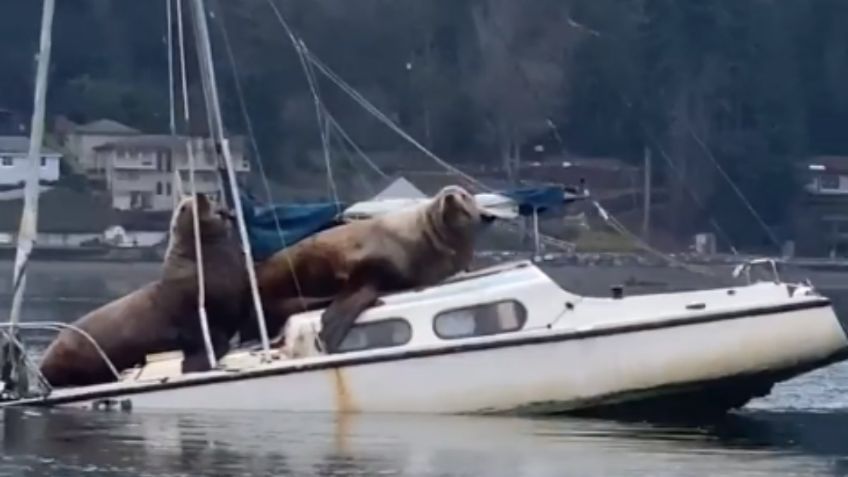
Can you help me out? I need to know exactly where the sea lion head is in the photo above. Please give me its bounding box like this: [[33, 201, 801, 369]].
[[169, 193, 232, 242], [432, 185, 491, 231]]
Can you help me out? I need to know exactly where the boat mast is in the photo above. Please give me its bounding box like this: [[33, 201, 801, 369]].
[[188, 0, 273, 360], [176, 0, 217, 370], [3, 0, 55, 394]]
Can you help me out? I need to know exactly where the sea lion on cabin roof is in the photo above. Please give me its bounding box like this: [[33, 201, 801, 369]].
[[38, 193, 250, 387], [252, 184, 497, 353]]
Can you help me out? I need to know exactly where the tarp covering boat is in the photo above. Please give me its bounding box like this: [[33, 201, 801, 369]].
[[237, 190, 346, 262], [224, 174, 587, 261]]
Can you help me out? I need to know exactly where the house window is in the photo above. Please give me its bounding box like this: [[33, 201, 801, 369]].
[[1, 156, 12, 167], [119, 170, 141, 181], [336, 318, 412, 353], [156, 181, 163, 195], [40, 157, 46, 167], [166, 182, 172, 196], [433, 300, 527, 340], [821, 174, 840, 190]]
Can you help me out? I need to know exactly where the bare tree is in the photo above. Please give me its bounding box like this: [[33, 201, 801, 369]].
[[468, 0, 581, 185]]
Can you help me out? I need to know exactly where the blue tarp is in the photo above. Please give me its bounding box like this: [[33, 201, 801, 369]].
[[224, 174, 585, 262], [499, 185, 585, 216], [239, 190, 346, 261]]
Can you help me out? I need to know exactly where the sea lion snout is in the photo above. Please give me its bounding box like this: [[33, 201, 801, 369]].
[[214, 206, 236, 222], [439, 185, 485, 228]]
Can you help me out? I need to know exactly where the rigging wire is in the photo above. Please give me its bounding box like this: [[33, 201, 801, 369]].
[[176, 0, 216, 369], [324, 111, 389, 179], [329, 121, 380, 196], [469, 14, 740, 277], [297, 37, 340, 207], [263, 1, 340, 206], [264, 0, 574, 253], [607, 87, 739, 255], [188, 0, 273, 360], [166, 0, 186, 208], [297, 44, 578, 251], [167, 0, 176, 136], [686, 124, 781, 249], [210, 0, 309, 310]]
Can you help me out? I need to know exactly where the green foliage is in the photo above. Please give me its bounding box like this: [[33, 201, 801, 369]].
[[3, 0, 848, 248]]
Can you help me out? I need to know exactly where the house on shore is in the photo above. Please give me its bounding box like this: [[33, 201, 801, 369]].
[[95, 135, 249, 211], [792, 156, 848, 256], [0, 136, 61, 200], [58, 118, 142, 181]]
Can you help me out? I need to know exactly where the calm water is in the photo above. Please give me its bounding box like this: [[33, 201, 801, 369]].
[[3, 262, 848, 476]]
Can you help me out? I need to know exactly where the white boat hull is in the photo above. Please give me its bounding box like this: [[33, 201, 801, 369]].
[[27, 295, 847, 417]]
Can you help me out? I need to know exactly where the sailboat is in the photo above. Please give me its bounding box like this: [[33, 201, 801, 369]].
[[1, 0, 847, 418]]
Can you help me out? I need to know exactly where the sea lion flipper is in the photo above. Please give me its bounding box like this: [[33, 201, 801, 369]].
[[319, 285, 380, 353], [180, 327, 231, 374]]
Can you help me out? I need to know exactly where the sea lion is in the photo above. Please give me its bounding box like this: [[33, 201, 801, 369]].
[[38, 193, 249, 387], [253, 185, 496, 353]]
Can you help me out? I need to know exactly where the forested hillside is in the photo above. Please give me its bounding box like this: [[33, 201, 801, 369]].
[[2, 0, 848, 249]]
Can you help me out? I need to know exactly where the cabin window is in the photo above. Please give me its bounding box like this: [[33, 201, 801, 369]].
[[821, 174, 840, 190], [433, 300, 527, 340], [336, 319, 412, 353]]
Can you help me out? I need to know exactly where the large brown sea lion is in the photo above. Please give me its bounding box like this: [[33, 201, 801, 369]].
[[252, 185, 496, 353], [38, 193, 249, 387]]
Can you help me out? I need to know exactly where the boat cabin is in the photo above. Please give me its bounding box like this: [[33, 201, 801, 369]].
[[122, 258, 824, 384]]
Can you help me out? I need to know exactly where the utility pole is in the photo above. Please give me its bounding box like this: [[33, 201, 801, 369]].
[[642, 145, 652, 242]]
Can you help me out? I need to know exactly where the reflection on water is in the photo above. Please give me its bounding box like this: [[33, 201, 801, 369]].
[[1, 359, 848, 476], [2, 407, 848, 476], [2, 262, 848, 476]]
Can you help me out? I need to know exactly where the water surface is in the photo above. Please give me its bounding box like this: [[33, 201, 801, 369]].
[[3, 261, 848, 476]]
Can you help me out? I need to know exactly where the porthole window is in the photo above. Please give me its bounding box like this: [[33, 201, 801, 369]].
[[434, 300, 527, 339], [336, 319, 412, 353]]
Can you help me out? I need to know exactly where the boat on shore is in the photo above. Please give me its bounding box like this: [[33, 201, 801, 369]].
[[5, 258, 847, 418]]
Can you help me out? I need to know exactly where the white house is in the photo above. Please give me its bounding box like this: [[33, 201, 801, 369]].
[[0, 136, 61, 193], [59, 118, 141, 180], [96, 135, 250, 211]]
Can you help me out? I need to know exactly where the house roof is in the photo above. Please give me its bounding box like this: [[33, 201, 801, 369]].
[[0, 136, 60, 156], [73, 119, 141, 135], [94, 134, 246, 152], [94, 134, 185, 151]]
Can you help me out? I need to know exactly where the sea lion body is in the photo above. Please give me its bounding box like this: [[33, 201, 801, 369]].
[[254, 185, 493, 351], [39, 194, 250, 387], [39, 282, 179, 387]]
